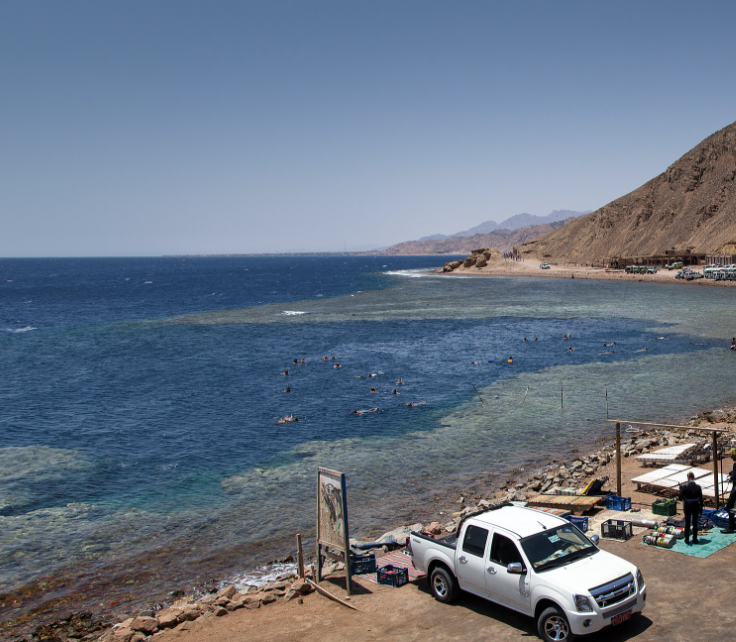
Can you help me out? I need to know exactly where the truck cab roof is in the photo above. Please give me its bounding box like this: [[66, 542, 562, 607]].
[[471, 504, 569, 539]]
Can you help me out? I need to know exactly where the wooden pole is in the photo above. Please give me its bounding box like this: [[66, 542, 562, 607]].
[[616, 422, 622, 497], [713, 431, 720, 510], [305, 579, 359, 611], [296, 534, 305, 579]]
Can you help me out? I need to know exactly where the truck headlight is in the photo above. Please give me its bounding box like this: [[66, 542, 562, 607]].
[[574, 594, 594, 612], [636, 568, 645, 588]]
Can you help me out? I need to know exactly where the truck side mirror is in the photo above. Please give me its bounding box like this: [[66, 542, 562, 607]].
[[589, 534, 600, 545], [507, 562, 524, 574]]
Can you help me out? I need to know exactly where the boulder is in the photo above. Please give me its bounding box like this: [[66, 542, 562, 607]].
[[111, 627, 135, 642], [261, 593, 278, 605], [291, 579, 313, 595], [426, 521, 442, 535], [179, 606, 201, 622], [216, 585, 237, 600], [284, 589, 299, 602], [214, 607, 228, 617], [157, 613, 180, 629], [215, 596, 232, 607], [129, 616, 158, 635]]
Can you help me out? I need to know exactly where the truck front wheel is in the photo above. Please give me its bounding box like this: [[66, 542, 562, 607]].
[[537, 606, 575, 642], [429, 566, 457, 603]]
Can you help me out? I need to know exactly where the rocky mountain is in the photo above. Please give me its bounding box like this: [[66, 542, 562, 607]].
[[516, 121, 736, 263], [416, 209, 589, 242], [379, 220, 568, 255]]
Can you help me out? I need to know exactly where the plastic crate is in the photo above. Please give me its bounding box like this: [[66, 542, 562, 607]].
[[652, 498, 677, 516], [566, 515, 589, 532], [707, 508, 731, 529], [376, 564, 409, 588], [350, 553, 376, 575], [605, 495, 632, 511], [601, 518, 633, 541]]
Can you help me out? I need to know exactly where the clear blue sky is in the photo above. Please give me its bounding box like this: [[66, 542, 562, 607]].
[[2, 1, 735, 256]]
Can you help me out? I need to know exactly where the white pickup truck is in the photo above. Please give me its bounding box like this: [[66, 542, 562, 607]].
[[408, 503, 646, 642]]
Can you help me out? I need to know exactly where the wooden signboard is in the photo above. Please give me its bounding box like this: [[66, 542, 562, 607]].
[[316, 467, 352, 594]]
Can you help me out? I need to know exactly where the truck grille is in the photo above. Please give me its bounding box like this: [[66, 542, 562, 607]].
[[589, 573, 635, 609]]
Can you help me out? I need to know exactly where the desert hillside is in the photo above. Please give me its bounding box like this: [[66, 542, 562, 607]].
[[379, 221, 566, 255], [516, 120, 736, 263]]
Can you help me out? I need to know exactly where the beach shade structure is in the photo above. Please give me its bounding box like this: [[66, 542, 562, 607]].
[[608, 420, 729, 509], [632, 464, 691, 490], [636, 443, 699, 465]]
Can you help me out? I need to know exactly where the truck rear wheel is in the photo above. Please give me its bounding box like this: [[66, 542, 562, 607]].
[[429, 566, 457, 603], [537, 606, 575, 642]]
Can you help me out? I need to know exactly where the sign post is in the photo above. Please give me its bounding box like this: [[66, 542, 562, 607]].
[[316, 467, 352, 595]]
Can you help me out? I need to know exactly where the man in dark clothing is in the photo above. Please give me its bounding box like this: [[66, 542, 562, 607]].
[[721, 449, 736, 534], [679, 471, 704, 544]]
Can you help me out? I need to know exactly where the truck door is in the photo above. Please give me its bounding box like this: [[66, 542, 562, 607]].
[[485, 532, 532, 614], [456, 524, 489, 595]]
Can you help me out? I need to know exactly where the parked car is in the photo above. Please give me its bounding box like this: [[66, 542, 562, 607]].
[[408, 504, 646, 642], [540, 263, 551, 270]]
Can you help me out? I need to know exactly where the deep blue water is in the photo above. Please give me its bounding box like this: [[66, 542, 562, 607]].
[[2, 255, 736, 635]]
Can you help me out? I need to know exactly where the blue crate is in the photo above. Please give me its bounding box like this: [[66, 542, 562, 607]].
[[605, 495, 632, 511], [376, 564, 409, 588], [566, 515, 589, 532], [350, 553, 376, 575], [706, 508, 731, 529]]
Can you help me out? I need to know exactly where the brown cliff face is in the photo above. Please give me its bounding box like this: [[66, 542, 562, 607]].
[[516, 120, 736, 262]]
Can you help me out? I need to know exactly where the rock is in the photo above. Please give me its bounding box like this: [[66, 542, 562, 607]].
[[215, 596, 232, 607], [216, 585, 237, 600], [129, 616, 158, 635], [261, 593, 278, 605], [179, 606, 201, 622], [291, 579, 313, 595], [284, 589, 299, 602], [129, 634, 145, 642], [214, 607, 228, 617], [426, 521, 442, 535], [111, 627, 135, 642], [157, 613, 179, 629], [137, 610, 155, 618], [530, 480, 542, 491], [225, 600, 244, 611], [243, 597, 261, 610]]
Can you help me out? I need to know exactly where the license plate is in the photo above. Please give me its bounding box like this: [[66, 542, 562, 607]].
[[611, 609, 632, 626]]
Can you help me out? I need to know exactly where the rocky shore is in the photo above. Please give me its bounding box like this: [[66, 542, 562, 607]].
[[20, 407, 736, 642]]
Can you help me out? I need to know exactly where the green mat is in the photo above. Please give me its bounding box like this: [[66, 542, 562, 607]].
[[641, 530, 736, 558]]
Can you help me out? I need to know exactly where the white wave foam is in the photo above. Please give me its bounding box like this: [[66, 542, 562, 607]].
[[384, 269, 435, 278], [6, 326, 37, 333], [281, 311, 307, 316], [231, 560, 298, 589]]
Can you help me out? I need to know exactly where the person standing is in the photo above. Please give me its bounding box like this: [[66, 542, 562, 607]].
[[721, 448, 736, 534], [679, 471, 704, 544]]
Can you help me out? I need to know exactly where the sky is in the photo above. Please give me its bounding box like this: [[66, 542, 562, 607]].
[[2, 1, 736, 257]]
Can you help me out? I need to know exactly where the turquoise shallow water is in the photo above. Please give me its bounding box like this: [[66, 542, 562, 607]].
[[2, 256, 736, 635]]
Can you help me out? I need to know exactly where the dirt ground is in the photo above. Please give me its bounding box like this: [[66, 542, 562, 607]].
[[157, 446, 736, 642]]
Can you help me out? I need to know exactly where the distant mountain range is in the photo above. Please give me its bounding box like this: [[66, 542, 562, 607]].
[[517, 120, 736, 263], [379, 210, 590, 255]]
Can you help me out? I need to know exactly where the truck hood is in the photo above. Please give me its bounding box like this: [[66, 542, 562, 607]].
[[539, 550, 636, 594]]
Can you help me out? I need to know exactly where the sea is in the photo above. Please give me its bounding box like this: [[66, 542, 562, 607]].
[[3, 255, 736, 636]]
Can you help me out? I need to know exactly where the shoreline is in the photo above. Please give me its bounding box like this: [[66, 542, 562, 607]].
[[439, 258, 736, 286], [16, 402, 736, 642]]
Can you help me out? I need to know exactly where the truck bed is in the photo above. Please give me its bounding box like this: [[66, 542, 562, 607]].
[[411, 531, 457, 549]]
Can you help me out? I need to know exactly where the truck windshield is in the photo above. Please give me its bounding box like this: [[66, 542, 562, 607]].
[[520, 525, 597, 572]]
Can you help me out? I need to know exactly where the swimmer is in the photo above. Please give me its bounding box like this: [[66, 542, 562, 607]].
[[282, 369, 290, 376], [293, 358, 298, 365], [331, 355, 337, 360], [392, 388, 399, 395], [370, 387, 377, 393], [301, 358, 306, 364], [369, 373, 378, 378], [731, 337, 736, 350], [471, 361, 480, 365], [323, 356, 329, 361], [598, 351, 614, 355], [635, 347, 648, 352], [603, 342, 616, 347], [564, 334, 568, 340], [333, 363, 341, 368], [405, 401, 426, 407], [568, 346, 574, 352], [396, 378, 404, 385], [507, 357, 513, 364], [534, 337, 538, 342], [284, 384, 291, 393], [523, 337, 528, 342]]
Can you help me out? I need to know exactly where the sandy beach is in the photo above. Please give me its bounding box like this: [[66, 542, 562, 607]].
[[444, 258, 736, 286]]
